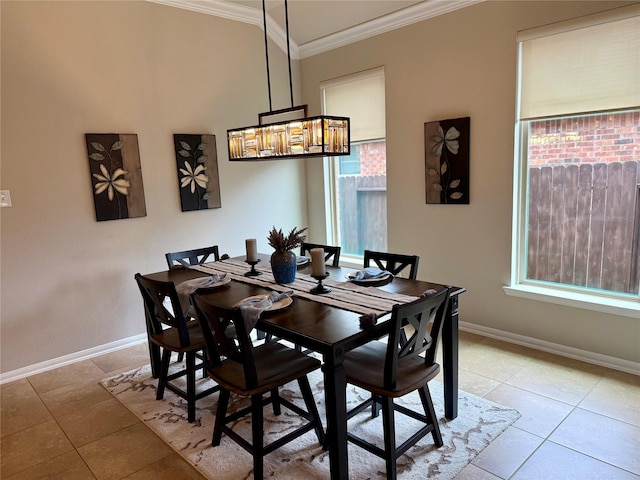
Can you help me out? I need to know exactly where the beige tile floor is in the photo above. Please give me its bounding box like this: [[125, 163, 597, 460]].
[[1, 332, 639, 479]]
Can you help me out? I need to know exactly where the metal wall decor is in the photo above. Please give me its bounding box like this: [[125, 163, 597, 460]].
[[173, 134, 221, 212], [85, 133, 147, 221], [424, 117, 470, 204]]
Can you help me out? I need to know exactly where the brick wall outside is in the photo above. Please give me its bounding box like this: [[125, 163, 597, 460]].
[[359, 141, 387, 175], [352, 112, 639, 171], [528, 110, 640, 166]]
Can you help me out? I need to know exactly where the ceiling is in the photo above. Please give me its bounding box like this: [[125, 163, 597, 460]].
[[149, 0, 482, 58], [227, 0, 424, 46]]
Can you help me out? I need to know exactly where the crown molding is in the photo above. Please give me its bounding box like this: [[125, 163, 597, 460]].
[[148, 0, 482, 60], [148, 0, 300, 58], [299, 0, 485, 58]]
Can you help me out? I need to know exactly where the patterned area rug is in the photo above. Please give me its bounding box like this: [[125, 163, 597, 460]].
[[102, 363, 519, 479]]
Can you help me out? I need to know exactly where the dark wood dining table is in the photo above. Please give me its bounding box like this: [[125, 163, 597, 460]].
[[144, 254, 465, 480]]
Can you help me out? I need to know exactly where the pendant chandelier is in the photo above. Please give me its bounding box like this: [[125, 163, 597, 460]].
[[227, 0, 350, 161]]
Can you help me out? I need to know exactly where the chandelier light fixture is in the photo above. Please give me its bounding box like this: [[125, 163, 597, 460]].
[[227, 0, 350, 161]]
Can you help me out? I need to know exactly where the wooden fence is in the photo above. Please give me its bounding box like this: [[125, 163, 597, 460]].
[[527, 161, 640, 294], [338, 175, 387, 256]]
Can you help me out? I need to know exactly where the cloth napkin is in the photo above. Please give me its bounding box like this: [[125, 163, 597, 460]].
[[350, 267, 392, 281], [420, 288, 439, 297], [238, 291, 293, 333], [176, 274, 226, 317]]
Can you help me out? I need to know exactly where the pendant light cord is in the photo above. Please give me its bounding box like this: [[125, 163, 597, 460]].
[[263, 0, 295, 113], [284, 0, 294, 108], [262, 0, 272, 112]]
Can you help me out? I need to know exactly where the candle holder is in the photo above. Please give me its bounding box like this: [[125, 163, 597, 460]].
[[244, 259, 262, 277], [310, 272, 331, 294]]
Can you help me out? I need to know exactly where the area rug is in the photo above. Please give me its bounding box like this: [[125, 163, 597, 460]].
[[101, 363, 519, 479]]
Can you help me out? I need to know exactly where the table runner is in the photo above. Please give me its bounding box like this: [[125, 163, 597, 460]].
[[190, 259, 419, 316]]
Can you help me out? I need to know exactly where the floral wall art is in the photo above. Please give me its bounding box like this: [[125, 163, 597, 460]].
[[173, 134, 221, 212], [85, 133, 147, 221], [424, 117, 470, 204]]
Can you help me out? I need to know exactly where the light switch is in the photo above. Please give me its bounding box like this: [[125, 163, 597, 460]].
[[0, 190, 12, 207]]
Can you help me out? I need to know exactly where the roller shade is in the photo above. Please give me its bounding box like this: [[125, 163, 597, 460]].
[[321, 67, 385, 142], [518, 6, 640, 120]]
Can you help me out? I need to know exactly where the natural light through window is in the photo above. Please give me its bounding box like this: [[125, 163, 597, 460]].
[[321, 68, 387, 258], [508, 6, 640, 316]]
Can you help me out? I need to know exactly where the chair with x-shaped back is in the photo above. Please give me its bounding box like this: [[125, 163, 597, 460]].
[[363, 249, 420, 279], [343, 287, 450, 480], [134, 273, 219, 422], [300, 242, 341, 267], [190, 293, 325, 479], [165, 245, 220, 269]]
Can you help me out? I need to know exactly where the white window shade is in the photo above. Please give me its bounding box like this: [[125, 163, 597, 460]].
[[518, 9, 640, 120], [322, 68, 386, 142]]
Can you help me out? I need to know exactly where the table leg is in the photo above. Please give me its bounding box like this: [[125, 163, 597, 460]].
[[442, 295, 459, 419], [322, 348, 349, 480]]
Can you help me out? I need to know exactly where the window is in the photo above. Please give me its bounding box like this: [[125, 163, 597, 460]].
[[509, 6, 640, 315], [338, 145, 361, 175], [321, 68, 387, 257]]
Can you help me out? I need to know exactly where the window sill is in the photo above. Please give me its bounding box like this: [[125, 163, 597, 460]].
[[503, 284, 640, 319]]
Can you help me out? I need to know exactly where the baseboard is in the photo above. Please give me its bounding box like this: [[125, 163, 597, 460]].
[[460, 321, 640, 376], [0, 334, 147, 385], [3, 324, 638, 385]]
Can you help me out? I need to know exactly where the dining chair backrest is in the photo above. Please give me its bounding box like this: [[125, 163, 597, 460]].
[[363, 249, 420, 279], [190, 294, 258, 388], [383, 287, 449, 390], [301, 242, 341, 267], [165, 245, 220, 269], [134, 273, 192, 347]]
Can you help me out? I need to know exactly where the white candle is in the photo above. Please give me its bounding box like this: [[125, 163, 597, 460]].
[[310, 248, 326, 276], [245, 238, 257, 262]]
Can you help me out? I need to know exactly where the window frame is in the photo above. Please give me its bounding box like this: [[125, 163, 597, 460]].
[[507, 10, 640, 319], [507, 119, 640, 318], [320, 68, 387, 262]]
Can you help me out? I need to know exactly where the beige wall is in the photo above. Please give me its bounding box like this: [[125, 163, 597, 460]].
[[301, 1, 640, 367], [0, 1, 308, 374], [2, 0, 638, 378]]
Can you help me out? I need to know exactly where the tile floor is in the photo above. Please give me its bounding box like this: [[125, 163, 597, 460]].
[[1, 331, 639, 479]]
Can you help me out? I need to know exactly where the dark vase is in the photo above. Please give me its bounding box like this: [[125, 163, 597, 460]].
[[270, 250, 297, 284]]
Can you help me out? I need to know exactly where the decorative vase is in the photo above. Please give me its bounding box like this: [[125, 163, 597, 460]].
[[270, 250, 297, 284]]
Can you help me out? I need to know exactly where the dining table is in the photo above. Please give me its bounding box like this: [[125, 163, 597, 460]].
[[143, 253, 465, 480]]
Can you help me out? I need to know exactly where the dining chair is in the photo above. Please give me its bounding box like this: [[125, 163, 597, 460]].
[[190, 293, 325, 479], [300, 242, 341, 267], [342, 287, 450, 480], [363, 249, 420, 279], [165, 245, 220, 269], [165, 245, 230, 361], [134, 273, 219, 423]]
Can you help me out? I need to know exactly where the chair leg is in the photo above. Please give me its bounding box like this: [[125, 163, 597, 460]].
[[298, 376, 325, 445], [418, 385, 443, 447], [371, 393, 381, 418], [177, 352, 184, 362], [212, 389, 230, 446], [251, 395, 264, 480], [200, 348, 208, 378], [186, 351, 196, 423], [156, 349, 171, 400], [148, 340, 161, 379], [381, 396, 397, 480], [271, 388, 282, 416]]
